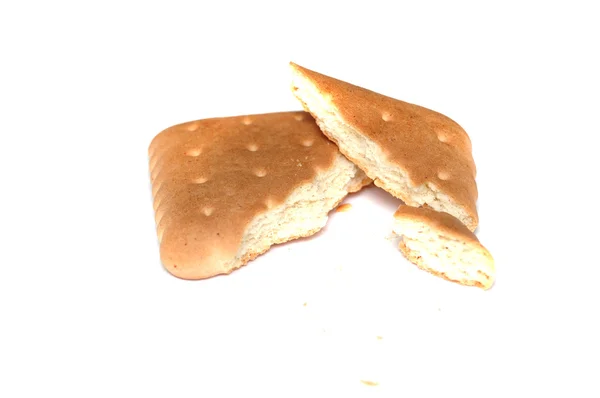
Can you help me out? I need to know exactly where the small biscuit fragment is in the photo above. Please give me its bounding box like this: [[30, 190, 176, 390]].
[[290, 62, 479, 231], [393, 206, 495, 289], [149, 111, 370, 280]]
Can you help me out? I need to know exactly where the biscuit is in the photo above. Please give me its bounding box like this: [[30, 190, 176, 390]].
[[290, 62, 479, 231], [393, 206, 495, 289], [149, 111, 370, 279]]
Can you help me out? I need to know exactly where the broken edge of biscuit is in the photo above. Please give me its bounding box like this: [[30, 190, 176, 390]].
[[289, 61, 479, 231], [392, 206, 495, 289]]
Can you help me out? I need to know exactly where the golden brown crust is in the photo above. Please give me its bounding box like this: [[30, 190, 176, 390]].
[[149, 111, 358, 280], [290, 62, 479, 230]]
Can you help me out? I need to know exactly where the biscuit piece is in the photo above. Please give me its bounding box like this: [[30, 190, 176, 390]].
[[393, 206, 494, 289], [290, 62, 479, 231], [149, 111, 369, 279]]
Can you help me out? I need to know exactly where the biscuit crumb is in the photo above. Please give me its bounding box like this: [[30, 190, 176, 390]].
[[384, 233, 396, 241], [360, 380, 379, 387], [336, 203, 352, 212]]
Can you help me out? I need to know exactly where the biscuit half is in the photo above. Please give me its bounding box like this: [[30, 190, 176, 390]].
[[149, 111, 370, 279], [290, 62, 479, 231], [393, 206, 495, 289]]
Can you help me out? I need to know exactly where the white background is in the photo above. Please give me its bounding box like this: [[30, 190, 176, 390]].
[[1, 1, 599, 397]]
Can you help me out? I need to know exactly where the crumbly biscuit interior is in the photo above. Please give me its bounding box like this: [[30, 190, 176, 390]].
[[393, 217, 494, 289], [231, 153, 367, 273]]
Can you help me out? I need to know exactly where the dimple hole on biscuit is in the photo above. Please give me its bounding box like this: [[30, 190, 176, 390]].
[[301, 138, 314, 147], [194, 176, 208, 184], [265, 197, 276, 209], [437, 171, 450, 180], [294, 114, 305, 121], [436, 130, 448, 143], [381, 112, 393, 122], [202, 207, 215, 216], [246, 143, 259, 152], [187, 123, 199, 131], [254, 168, 267, 177], [242, 117, 252, 125], [185, 148, 201, 157]]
